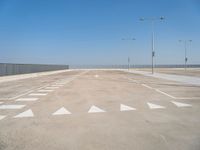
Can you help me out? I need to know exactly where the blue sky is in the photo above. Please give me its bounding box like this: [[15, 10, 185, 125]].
[[0, 0, 200, 65]]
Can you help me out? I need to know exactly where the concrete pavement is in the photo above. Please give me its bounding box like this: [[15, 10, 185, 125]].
[[127, 69, 200, 86], [0, 70, 200, 150]]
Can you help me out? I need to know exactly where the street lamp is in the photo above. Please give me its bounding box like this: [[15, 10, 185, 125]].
[[179, 40, 192, 71], [121, 38, 136, 71], [140, 16, 165, 74]]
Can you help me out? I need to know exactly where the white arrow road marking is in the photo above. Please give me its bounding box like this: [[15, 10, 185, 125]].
[[14, 109, 34, 118], [171, 101, 192, 107], [0, 115, 6, 120], [0, 105, 25, 109], [147, 102, 165, 109], [16, 98, 39, 101], [120, 104, 136, 111], [88, 105, 105, 113], [38, 90, 53, 92], [29, 93, 47, 96], [53, 107, 71, 115]]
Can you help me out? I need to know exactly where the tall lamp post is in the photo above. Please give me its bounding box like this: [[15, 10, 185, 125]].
[[122, 38, 136, 71], [140, 17, 165, 74], [179, 40, 192, 71]]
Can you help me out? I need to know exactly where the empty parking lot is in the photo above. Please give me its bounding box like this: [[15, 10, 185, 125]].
[[0, 70, 200, 150]]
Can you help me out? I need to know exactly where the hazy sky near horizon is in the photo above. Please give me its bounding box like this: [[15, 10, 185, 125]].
[[0, 0, 200, 65]]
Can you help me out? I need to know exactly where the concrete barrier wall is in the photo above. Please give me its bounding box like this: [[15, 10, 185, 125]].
[[0, 63, 69, 76], [70, 64, 200, 69]]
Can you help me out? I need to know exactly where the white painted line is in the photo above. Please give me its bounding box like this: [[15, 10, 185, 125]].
[[147, 102, 165, 109], [88, 105, 105, 113], [45, 87, 59, 89], [16, 98, 39, 101], [141, 84, 153, 89], [51, 85, 64, 87], [171, 101, 192, 107], [7, 71, 83, 100], [55, 83, 65, 85], [95, 75, 99, 78], [53, 107, 71, 115], [9, 90, 34, 100], [0, 105, 25, 109], [175, 97, 200, 100], [120, 104, 136, 111], [0, 115, 6, 120], [0, 102, 4, 104], [56, 84, 65, 86], [14, 109, 34, 118], [9, 84, 49, 100], [155, 89, 176, 99], [38, 90, 53, 92], [57, 82, 68, 84], [29, 93, 47, 96]]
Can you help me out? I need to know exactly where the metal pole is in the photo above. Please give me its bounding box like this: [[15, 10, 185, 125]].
[[128, 57, 130, 71], [122, 38, 135, 71], [151, 20, 155, 74], [184, 41, 187, 71], [140, 17, 164, 74]]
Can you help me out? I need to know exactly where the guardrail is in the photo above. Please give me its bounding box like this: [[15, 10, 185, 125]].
[[0, 63, 69, 76]]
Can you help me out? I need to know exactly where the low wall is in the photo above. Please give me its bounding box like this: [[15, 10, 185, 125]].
[[70, 64, 200, 69], [0, 63, 69, 76]]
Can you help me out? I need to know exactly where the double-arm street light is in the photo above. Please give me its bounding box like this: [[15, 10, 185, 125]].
[[179, 40, 192, 71], [140, 17, 165, 74], [121, 38, 136, 71]]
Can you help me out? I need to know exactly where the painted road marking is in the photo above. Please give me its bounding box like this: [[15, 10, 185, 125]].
[[175, 97, 200, 100], [6, 71, 83, 100], [14, 109, 34, 118], [57, 82, 67, 84], [141, 84, 153, 89], [9, 90, 34, 100], [45, 87, 59, 89], [147, 102, 165, 109], [51, 85, 64, 87], [88, 105, 105, 113], [0, 102, 4, 104], [55, 83, 65, 85], [155, 89, 176, 99], [120, 104, 136, 111], [9, 84, 50, 100], [55, 84, 65, 86], [38, 90, 53, 92], [0, 105, 25, 109], [53, 107, 71, 115], [16, 98, 39, 101], [131, 80, 198, 100], [171, 101, 192, 107], [95, 75, 99, 78], [29, 93, 47, 96], [54, 82, 65, 84], [0, 115, 6, 120]]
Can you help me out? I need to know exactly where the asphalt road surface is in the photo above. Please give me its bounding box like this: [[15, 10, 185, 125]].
[[0, 70, 200, 150]]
